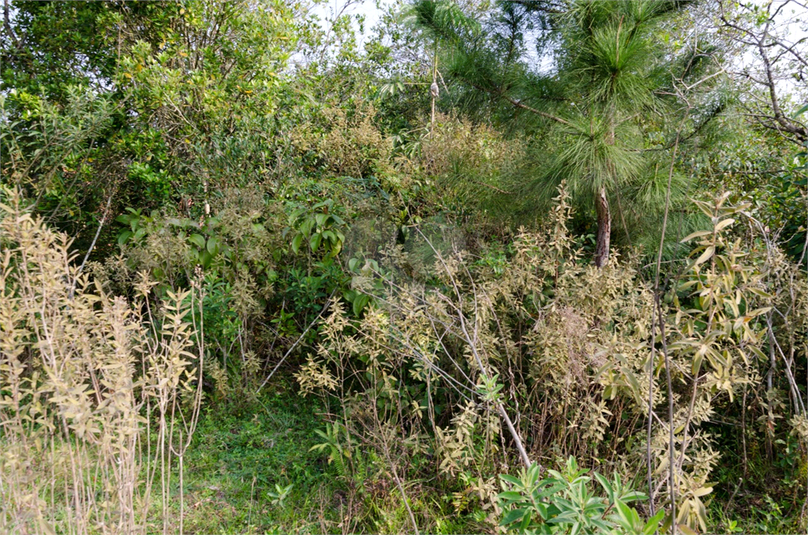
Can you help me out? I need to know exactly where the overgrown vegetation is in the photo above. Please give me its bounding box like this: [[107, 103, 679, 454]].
[[1, 0, 807, 533]]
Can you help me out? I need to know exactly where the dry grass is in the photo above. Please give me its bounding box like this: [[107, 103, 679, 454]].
[[0, 191, 204, 535]]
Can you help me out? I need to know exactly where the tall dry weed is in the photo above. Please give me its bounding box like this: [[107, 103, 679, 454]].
[[295, 184, 808, 532], [0, 191, 204, 535]]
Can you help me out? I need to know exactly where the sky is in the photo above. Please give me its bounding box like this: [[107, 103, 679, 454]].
[[309, 0, 393, 47], [313, 0, 808, 82]]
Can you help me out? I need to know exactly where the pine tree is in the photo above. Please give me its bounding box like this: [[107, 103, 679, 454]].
[[413, 0, 720, 267]]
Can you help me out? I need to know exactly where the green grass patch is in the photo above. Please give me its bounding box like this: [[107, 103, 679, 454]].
[[177, 387, 341, 534]]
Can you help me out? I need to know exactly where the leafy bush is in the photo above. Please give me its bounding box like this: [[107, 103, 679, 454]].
[[295, 184, 808, 533], [498, 457, 664, 535]]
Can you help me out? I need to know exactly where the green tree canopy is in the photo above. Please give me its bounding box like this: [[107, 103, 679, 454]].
[[412, 0, 724, 266]]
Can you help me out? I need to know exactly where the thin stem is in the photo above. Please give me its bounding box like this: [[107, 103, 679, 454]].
[[658, 297, 677, 535], [415, 228, 532, 468], [70, 192, 114, 299], [648, 110, 686, 529], [255, 291, 336, 394]]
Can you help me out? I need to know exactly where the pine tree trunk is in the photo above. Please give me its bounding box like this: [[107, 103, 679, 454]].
[[594, 186, 611, 268]]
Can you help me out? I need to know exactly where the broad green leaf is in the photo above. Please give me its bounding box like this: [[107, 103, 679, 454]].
[[291, 233, 303, 254], [353, 294, 370, 316], [299, 217, 314, 237], [593, 472, 612, 498], [189, 233, 206, 249], [643, 510, 666, 535], [199, 250, 213, 269], [547, 511, 577, 524], [117, 230, 133, 246], [615, 499, 633, 528], [619, 491, 646, 502], [500, 508, 526, 526], [538, 482, 566, 498], [310, 232, 322, 252], [500, 474, 522, 486]]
